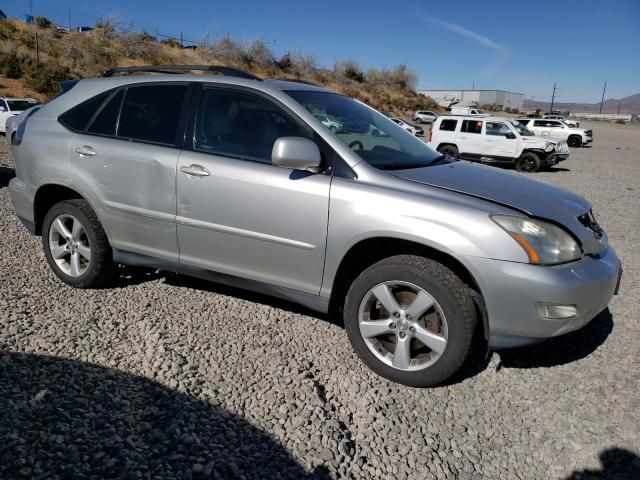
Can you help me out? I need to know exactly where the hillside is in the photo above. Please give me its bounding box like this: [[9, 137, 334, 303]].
[[523, 93, 640, 114], [0, 17, 437, 115]]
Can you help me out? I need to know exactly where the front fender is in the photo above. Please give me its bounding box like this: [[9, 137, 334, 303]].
[[320, 176, 528, 296]]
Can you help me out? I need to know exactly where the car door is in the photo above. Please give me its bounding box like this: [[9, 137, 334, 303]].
[[543, 120, 569, 140], [530, 119, 553, 137], [68, 83, 188, 262], [175, 86, 330, 295], [456, 119, 484, 160], [482, 121, 517, 161]]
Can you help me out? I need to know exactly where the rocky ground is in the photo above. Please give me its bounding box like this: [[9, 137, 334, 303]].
[[1, 120, 638, 479]]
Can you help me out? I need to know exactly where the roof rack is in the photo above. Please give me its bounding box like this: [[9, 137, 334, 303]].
[[101, 65, 261, 80], [269, 78, 321, 87]]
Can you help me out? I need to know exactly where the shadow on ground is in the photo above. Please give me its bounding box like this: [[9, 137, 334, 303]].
[[0, 351, 330, 479], [0, 165, 15, 188], [564, 448, 640, 480], [497, 308, 613, 369]]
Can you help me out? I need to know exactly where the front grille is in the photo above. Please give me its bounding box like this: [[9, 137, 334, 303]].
[[556, 141, 569, 153], [578, 210, 604, 241]]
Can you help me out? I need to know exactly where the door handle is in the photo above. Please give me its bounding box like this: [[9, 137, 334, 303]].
[[180, 164, 210, 177], [74, 145, 97, 157]]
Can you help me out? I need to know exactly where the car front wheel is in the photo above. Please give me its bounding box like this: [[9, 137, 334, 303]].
[[567, 135, 582, 148], [42, 199, 116, 288], [344, 255, 476, 387]]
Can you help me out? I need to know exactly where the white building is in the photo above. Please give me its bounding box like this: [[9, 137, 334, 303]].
[[418, 89, 524, 110]]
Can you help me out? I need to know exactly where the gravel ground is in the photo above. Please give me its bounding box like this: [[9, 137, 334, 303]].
[[1, 120, 639, 479]]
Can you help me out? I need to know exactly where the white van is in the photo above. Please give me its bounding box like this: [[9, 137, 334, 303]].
[[450, 106, 487, 116]]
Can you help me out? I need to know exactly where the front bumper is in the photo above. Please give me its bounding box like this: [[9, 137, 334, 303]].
[[545, 152, 570, 165], [461, 246, 620, 348]]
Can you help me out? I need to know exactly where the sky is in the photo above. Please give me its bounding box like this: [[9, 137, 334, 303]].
[[4, 0, 640, 103]]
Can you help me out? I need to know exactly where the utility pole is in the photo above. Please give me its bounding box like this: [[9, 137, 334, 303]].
[[550, 82, 557, 113], [599, 81, 607, 114], [35, 31, 39, 65], [180, 32, 183, 48], [68, 8, 71, 30], [618, 101, 621, 114], [472, 80, 475, 90], [29, 0, 33, 18]]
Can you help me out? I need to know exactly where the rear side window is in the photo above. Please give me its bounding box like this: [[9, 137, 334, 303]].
[[87, 90, 124, 136], [439, 119, 457, 131], [117, 85, 187, 145], [461, 120, 483, 134], [59, 91, 111, 132]]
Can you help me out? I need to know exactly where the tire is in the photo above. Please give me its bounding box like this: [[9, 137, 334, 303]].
[[344, 255, 476, 387], [42, 199, 116, 288], [437, 144, 459, 158], [567, 135, 582, 148], [515, 152, 541, 173]]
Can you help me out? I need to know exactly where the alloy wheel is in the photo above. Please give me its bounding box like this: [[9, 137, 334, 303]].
[[357, 281, 448, 371], [48, 214, 91, 277]]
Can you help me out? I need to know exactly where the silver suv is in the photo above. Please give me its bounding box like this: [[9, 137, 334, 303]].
[[9, 65, 622, 387]]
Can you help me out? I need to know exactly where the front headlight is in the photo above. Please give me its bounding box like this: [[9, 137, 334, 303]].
[[545, 142, 555, 152], [491, 215, 582, 265]]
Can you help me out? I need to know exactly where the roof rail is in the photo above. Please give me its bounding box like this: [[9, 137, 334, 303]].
[[101, 65, 262, 80], [268, 78, 321, 87]]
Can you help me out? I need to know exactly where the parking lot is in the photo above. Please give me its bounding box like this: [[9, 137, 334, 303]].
[[0, 119, 638, 479]]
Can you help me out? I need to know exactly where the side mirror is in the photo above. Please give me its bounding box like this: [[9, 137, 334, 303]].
[[505, 132, 516, 139], [272, 137, 321, 172], [0, 107, 5, 112]]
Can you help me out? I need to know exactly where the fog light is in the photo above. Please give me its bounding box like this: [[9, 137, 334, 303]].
[[536, 303, 578, 320]]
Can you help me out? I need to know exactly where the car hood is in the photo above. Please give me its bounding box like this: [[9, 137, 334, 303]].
[[390, 161, 606, 255]]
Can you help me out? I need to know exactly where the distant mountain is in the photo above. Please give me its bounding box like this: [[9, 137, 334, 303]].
[[523, 93, 640, 114]]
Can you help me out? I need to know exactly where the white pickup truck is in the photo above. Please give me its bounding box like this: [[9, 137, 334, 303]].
[[517, 118, 592, 147], [428, 115, 569, 173]]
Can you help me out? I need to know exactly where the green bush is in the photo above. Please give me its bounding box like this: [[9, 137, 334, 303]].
[[33, 16, 52, 29], [23, 61, 72, 96], [0, 52, 22, 78]]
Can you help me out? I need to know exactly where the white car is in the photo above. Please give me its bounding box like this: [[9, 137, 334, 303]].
[[544, 115, 580, 128], [1, 97, 39, 133], [390, 118, 424, 136], [412, 110, 439, 124], [428, 115, 569, 172], [450, 106, 487, 116], [518, 118, 592, 147]]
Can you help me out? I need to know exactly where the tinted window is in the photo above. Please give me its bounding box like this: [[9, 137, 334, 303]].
[[439, 119, 457, 131], [87, 90, 124, 136], [195, 89, 311, 163], [59, 91, 110, 132], [0, 100, 7, 110], [533, 120, 546, 127], [485, 122, 511, 136], [461, 119, 483, 134], [518, 119, 530, 126], [118, 85, 186, 145]]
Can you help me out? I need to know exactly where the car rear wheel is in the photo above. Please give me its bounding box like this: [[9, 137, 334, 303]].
[[437, 144, 459, 158], [515, 152, 541, 173], [344, 255, 476, 387], [42, 199, 116, 288], [567, 135, 582, 148]]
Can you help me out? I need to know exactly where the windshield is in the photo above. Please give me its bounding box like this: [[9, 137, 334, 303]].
[[286, 90, 444, 170], [511, 119, 534, 136], [7, 100, 39, 111]]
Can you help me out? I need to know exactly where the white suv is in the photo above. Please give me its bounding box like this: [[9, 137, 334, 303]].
[[0, 97, 39, 133], [518, 118, 592, 147], [428, 115, 569, 172]]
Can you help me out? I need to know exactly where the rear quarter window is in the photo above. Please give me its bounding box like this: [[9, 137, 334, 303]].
[[58, 91, 111, 132], [439, 119, 457, 131]]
